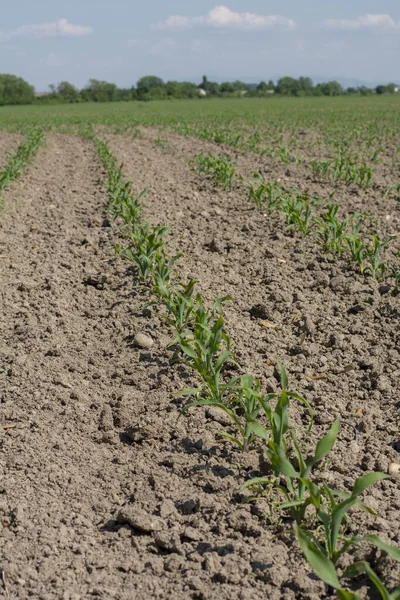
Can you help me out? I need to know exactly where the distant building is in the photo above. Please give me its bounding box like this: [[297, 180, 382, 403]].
[[34, 92, 49, 98]]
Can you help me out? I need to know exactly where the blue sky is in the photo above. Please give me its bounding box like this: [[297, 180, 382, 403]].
[[1, 1, 400, 90]]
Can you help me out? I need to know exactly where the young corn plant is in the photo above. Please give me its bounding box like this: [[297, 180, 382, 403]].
[[191, 153, 235, 190], [243, 173, 283, 211], [0, 129, 44, 194], [177, 299, 241, 423], [153, 278, 197, 335], [117, 224, 170, 281], [280, 194, 315, 237], [363, 235, 393, 280], [310, 159, 332, 181], [315, 204, 365, 257], [345, 235, 366, 273], [242, 419, 339, 524], [343, 561, 400, 600], [385, 184, 400, 203], [295, 525, 400, 600]]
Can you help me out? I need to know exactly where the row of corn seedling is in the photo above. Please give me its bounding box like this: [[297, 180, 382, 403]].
[[244, 171, 398, 283], [190, 154, 397, 284], [94, 138, 400, 599], [0, 129, 44, 195]]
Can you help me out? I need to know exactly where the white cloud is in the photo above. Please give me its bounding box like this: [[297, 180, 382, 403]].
[[0, 18, 93, 42], [325, 14, 400, 32], [153, 5, 296, 32]]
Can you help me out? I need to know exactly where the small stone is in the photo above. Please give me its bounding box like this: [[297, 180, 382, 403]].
[[99, 405, 114, 431], [179, 499, 199, 515], [378, 284, 391, 295], [133, 333, 154, 349], [183, 526, 201, 541], [117, 507, 163, 533], [388, 463, 400, 478], [158, 499, 176, 519], [349, 441, 361, 455], [153, 532, 182, 554], [376, 375, 391, 393]]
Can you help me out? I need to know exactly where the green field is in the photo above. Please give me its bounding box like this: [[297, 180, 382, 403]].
[[2, 96, 400, 179]]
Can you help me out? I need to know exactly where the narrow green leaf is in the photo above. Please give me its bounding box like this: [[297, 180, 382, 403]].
[[352, 473, 387, 497], [294, 524, 341, 589], [214, 350, 231, 372], [174, 387, 202, 397], [313, 419, 340, 464], [247, 421, 270, 442], [344, 562, 390, 600], [365, 535, 400, 562], [278, 363, 288, 390], [240, 477, 272, 491], [337, 591, 362, 600]]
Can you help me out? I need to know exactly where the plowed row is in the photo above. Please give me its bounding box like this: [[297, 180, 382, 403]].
[[0, 132, 399, 600]]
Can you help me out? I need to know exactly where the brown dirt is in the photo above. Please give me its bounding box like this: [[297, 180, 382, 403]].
[[0, 131, 399, 600], [0, 133, 24, 171]]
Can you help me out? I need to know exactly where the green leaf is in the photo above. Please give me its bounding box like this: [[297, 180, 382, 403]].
[[240, 477, 272, 491], [352, 473, 387, 497], [364, 535, 400, 562], [267, 443, 299, 479], [312, 419, 340, 465], [176, 341, 196, 359], [247, 421, 270, 442], [278, 363, 288, 390], [218, 431, 243, 449], [174, 387, 202, 397], [294, 524, 341, 589], [214, 350, 231, 372], [344, 562, 390, 600], [337, 591, 362, 600]]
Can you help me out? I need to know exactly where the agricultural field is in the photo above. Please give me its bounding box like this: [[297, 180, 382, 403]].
[[0, 96, 399, 600]]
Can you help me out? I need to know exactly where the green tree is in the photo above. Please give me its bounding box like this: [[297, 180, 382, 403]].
[[220, 82, 234, 93], [298, 76, 313, 94], [81, 79, 116, 102], [276, 77, 299, 96], [0, 74, 35, 105], [232, 80, 247, 91], [137, 76, 164, 98], [316, 81, 343, 96], [57, 81, 79, 103]]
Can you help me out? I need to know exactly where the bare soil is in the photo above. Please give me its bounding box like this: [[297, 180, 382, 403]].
[[0, 132, 399, 600]]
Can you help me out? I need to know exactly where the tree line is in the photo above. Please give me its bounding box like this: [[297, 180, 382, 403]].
[[0, 73, 398, 106]]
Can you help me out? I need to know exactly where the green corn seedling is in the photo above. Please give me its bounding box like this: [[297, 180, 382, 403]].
[[117, 224, 170, 280], [363, 235, 393, 279], [191, 153, 235, 190], [343, 561, 400, 600], [0, 129, 44, 194], [154, 278, 197, 334], [385, 184, 400, 202], [295, 523, 400, 599]]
